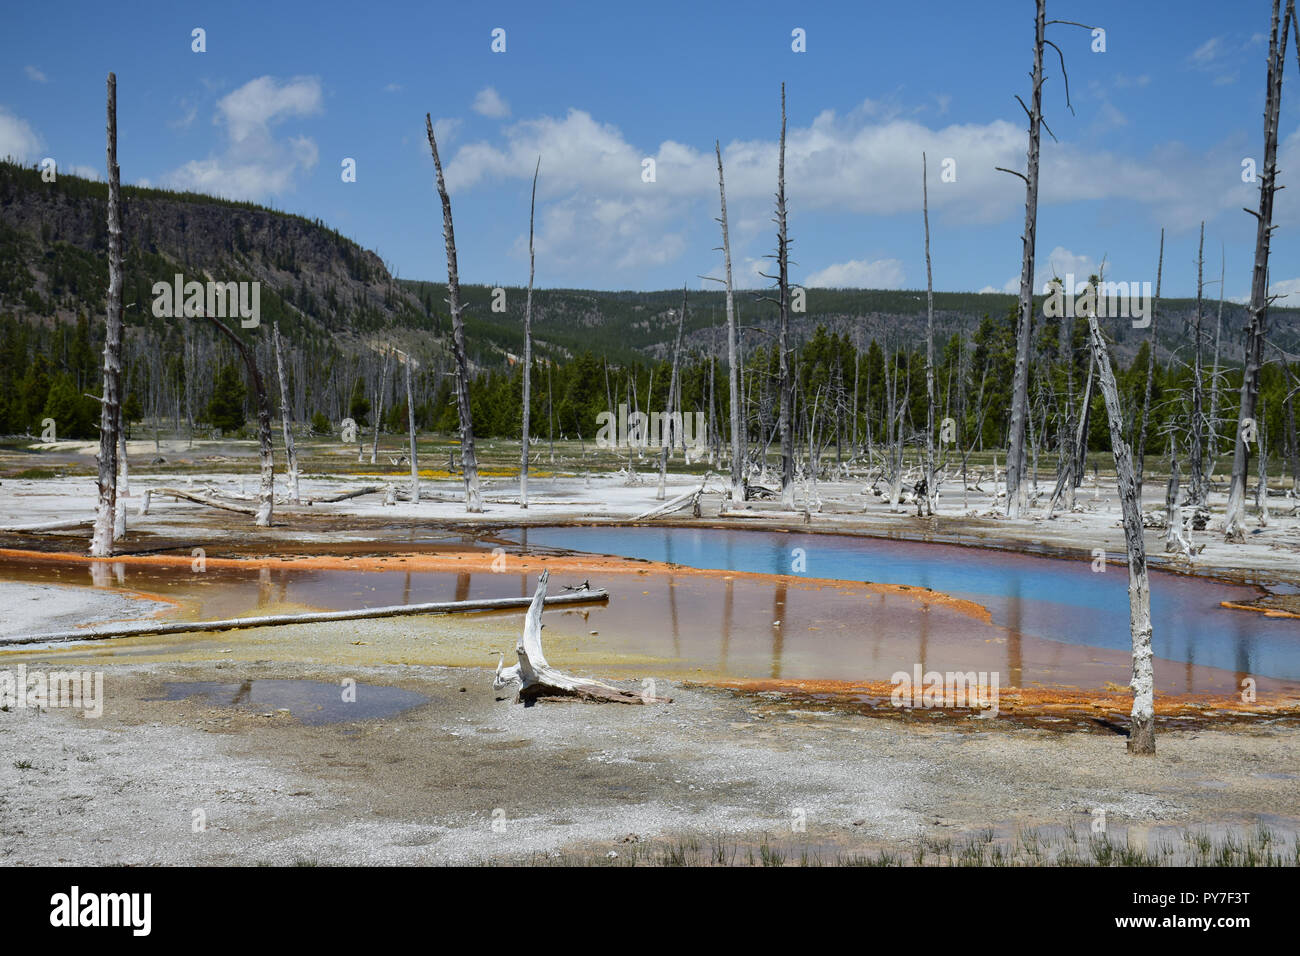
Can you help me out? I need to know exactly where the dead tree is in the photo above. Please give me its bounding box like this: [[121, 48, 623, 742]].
[[205, 315, 274, 526], [272, 322, 300, 504], [493, 571, 671, 705], [425, 114, 483, 512], [712, 140, 745, 503], [1258, 393, 1271, 526], [998, 1, 1091, 517], [658, 286, 687, 500], [1227, 0, 1290, 541], [521, 157, 539, 508], [90, 72, 123, 558], [1086, 314, 1156, 755], [1208, 248, 1226, 477], [370, 346, 392, 465], [766, 84, 795, 508], [1135, 230, 1163, 502], [402, 350, 419, 501], [922, 151, 937, 516], [1189, 222, 1207, 506]]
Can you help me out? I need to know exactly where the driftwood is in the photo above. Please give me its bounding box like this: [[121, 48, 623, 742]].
[[153, 486, 260, 515], [493, 570, 670, 705], [633, 474, 711, 521], [309, 484, 386, 503], [2, 585, 609, 646]]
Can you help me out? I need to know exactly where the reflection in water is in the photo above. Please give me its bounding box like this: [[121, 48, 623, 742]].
[[503, 526, 1300, 684], [772, 581, 786, 680], [5, 523, 1300, 695], [1006, 574, 1023, 689], [720, 577, 733, 671]]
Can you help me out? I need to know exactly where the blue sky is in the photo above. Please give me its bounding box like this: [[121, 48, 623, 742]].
[[3, 0, 1300, 301]]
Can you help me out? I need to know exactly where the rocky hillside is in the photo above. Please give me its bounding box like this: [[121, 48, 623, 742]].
[[0, 160, 430, 355]]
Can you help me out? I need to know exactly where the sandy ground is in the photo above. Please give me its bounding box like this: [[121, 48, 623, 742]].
[[0, 580, 173, 640], [2, 658, 1298, 866]]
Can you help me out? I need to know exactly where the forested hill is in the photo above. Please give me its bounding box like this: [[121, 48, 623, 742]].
[[0, 159, 428, 347], [3, 158, 1296, 372], [3, 158, 1299, 445], [402, 274, 1299, 372]]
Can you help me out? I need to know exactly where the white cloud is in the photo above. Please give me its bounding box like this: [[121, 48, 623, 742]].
[[437, 99, 1259, 280], [24, 65, 47, 83], [805, 257, 906, 289], [1268, 277, 1300, 304], [0, 108, 42, 163], [1190, 37, 1223, 65], [999, 246, 1100, 295], [471, 86, 510, 119], [68, 164, 100, 181], [165, 75, 322, 200], [384, 82, 403, 93]]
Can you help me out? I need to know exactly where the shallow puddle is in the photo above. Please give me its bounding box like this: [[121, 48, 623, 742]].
[[153, 679, 429, 725]]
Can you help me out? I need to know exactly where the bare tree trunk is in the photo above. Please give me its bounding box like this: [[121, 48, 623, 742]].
[[521, 158, 539, 508], [658, 286, 687, 499], [1003, 0, 1047, 519], [1208, 248, 1225, 478], [114, 405, 127, 539], [272, 322, 300, 504], [1086, 314, 1155, 755], [205, 315, 274, 526], [90, 72, 123, 558], [922, 151, 937, 516], [1165, 442, 1185, 554], [425, 114, 482, 512], [405, 355, 419, 502], [1189, 222, 1207, 506], [776, 86, 794, 509], [715, 141, 744, 503], [370, 347, 392, 465], [717, 146, 748, 504], [1257, 394, 1271, 526], [1227, 0, 1290, 541], [1135, 229, 1163, 503]]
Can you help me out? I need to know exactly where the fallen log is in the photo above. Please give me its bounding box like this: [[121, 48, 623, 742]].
[[494, 570, 671, 705], [633, 473, 713, 521], [309, 484, 387, 503], [0, 586, 609, 646], [153, 486, 260, 516], [2, 517, 94, 533]]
